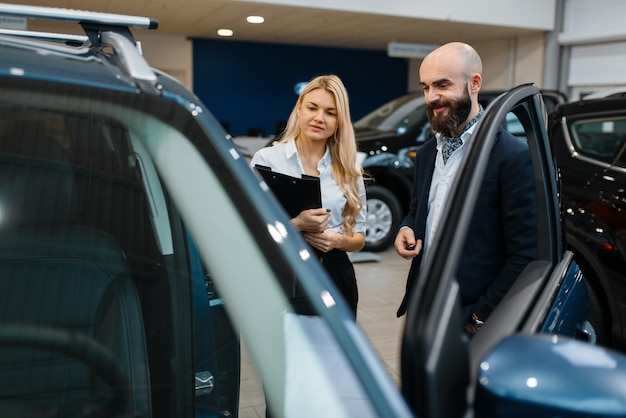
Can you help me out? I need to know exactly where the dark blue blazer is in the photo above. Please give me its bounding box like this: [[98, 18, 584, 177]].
[[396, 127, 537, 320]]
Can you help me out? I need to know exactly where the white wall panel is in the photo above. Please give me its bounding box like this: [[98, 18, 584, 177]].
[[560, 0, 626, 45], [558, 0, 626, 93], [563, 0, 626, 35], [568, 41, 626, 86]]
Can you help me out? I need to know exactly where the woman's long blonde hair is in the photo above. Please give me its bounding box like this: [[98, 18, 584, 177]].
[[280, 74, 363, 235]]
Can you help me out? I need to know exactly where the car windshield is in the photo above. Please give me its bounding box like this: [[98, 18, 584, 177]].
[[353, 94, 426, 134]]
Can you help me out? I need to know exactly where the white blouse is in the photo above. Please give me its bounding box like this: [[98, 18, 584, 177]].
[[250, 139, 367, 235]]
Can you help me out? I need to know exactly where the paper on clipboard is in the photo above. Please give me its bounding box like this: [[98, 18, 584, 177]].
[[255, 164, 322, 218]]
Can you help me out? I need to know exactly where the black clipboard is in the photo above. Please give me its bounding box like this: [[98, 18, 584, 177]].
[[255, 164, 322, 218]]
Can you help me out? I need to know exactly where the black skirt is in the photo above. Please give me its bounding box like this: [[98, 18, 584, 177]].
[[290, 249, 359, 318], [318, 249, 358, 318]]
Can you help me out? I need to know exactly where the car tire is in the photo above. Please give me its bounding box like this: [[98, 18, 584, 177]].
[[364, 185, 403, 252]]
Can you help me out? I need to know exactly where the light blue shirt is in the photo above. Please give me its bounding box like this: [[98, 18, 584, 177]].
[[250, 139, 367, 235]]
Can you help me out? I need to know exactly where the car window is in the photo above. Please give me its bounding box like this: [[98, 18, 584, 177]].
[[503, 112, 525, 138], [0, 99, 188, 418], [569, 117, 626, 164]]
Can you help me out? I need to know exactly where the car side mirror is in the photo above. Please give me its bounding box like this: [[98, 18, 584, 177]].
[[475, 334, 626, 417]]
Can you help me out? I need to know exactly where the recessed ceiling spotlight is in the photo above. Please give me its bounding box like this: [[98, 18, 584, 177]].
[[246, 15, 264, 24], [217, 29, 234, 37]]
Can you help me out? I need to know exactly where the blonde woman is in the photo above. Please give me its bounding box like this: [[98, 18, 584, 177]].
[[251, 74, 366, 317]]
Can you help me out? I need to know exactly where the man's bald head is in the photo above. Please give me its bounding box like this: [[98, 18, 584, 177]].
[[423, 42, 483, 81]]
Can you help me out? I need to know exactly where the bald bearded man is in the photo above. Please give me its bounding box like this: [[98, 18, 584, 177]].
[[394, 42, 537, 338]]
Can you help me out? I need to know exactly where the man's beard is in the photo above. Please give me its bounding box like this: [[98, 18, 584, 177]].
[[426, 87, 472, 137]]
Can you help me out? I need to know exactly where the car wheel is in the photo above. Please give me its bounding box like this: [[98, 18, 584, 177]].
[[364, 185, 403, 252]]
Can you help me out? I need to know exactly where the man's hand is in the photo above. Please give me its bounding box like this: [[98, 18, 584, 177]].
[[394, 227, 422, 260], [464, 313, 484, 340]]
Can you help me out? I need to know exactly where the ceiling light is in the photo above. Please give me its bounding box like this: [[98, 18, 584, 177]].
[[217, 29, 233, 37], [246, 16, 264, 24]]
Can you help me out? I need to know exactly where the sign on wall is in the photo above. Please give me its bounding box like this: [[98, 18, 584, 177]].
[[387, 42, 437, 59]]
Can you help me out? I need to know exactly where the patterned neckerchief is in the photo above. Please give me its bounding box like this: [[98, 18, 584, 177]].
[[441, 106, 485, 164]]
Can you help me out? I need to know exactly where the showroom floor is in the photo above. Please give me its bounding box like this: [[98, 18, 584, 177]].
[[237, 246, 410, 417]]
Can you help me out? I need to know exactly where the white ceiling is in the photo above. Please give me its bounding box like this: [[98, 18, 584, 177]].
[[4, 0, 543, 50]]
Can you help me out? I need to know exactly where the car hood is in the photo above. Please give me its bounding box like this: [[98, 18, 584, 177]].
[[355, 127, 394, 141], [355, 128, 401, 153]]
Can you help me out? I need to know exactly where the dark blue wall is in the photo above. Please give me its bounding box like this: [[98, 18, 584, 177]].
[[192, 39, 409, 137]]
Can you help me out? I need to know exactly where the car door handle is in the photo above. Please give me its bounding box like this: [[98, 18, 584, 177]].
[[575, 320, 597, 344]]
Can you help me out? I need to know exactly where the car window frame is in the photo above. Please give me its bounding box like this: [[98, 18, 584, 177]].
[[564, 115, 626, 170], [130, 99, 416, 418]]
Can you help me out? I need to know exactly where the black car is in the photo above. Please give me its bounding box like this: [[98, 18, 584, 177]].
[[357, 90, 566, 251], [549, 93, 626, 350]]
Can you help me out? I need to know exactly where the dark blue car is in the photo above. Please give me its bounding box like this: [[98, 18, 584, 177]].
[[1, 4, 625, 418]]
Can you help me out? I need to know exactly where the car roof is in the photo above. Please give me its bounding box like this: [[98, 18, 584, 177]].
[[0, 35, 141, 91], [582, 87, 626, 100], [554, 95, 626, 118]]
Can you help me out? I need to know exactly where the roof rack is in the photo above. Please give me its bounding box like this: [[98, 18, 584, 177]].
[[0, 3, 157, 30], [0, 3, 160, 93], [0, 28, 88, 45]]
